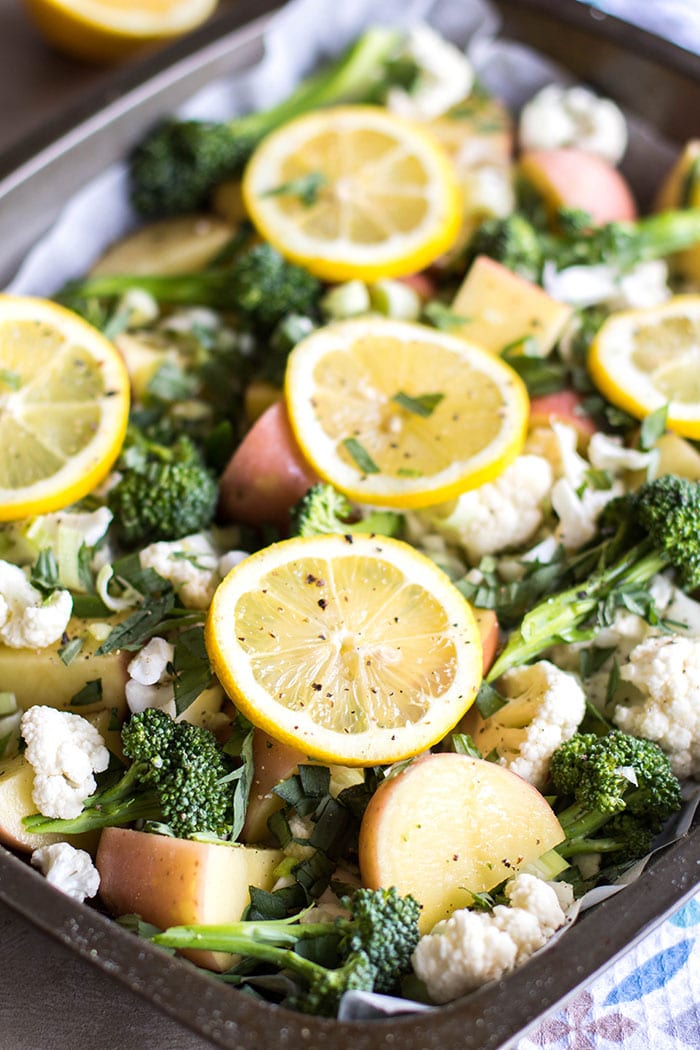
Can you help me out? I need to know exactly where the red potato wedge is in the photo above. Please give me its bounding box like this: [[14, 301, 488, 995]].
[[96, 827, 283, 971], [359, 752, 564, 933], [398, 273, 438, 301], [473, 607, 499, 676], [529, 389, 597, 441], [518, 148, 637, 225], [218, 400, 319, 528], [240, 730, 307, 845]]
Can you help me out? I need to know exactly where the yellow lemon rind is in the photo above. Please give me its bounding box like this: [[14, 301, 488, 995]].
[[205, 533, 483, 766], [242, 106, 463, 282], [0, 294, 130, 520], [285, 317, 530, 509], [588, 296, 700, 441]]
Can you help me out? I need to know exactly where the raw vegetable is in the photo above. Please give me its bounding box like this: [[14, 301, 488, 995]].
[[23, 708, 236, 838], [152, 885, 421, 1015], [129, 28, 414, 217]]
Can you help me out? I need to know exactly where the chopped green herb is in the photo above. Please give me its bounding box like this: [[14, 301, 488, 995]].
[[391, 390, 445, 417], [475, 680, 507, 718], [639, 404, 668, 451], [59, 637, 85, 666], [71, 594, 112, 618], [448, 732, 483, 759], [605, 658, 620, 706], [342, 437, 380, 475], [30, 549, 59, 594], [0, 369, 21, 391], [171, 626, 213, 716], [579, 645, 616, 679], [577, 468, 614, 498], [422, 301, 469, 331], [263, 172, 328, 207], [501, 340, 568, 397], [70, 679, 103, 707]]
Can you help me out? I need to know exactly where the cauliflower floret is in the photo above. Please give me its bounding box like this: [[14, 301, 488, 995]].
[[542, 260, 670, 310], [139, 532, 220, 609], [518, 84, 628, 164], [412, 873, 568, 1003], [21, 707, 110, 819], [0, 561, 72, 649], [412, 907, 518, 1002], [418, 456, 553, 563], [545, 423, 623, 551], [549, 574, 697, 710], [469, 661, 585, 789], [31, 842, 100, 902], [386, 24, 474, 121], [126, 636, 176, 716], [587, 432, 654, 474], [458, 165, 515, 221], [614, 635, 700, 779]]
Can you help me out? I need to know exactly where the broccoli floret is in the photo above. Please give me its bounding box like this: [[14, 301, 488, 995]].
[[550, 730, 682, 864], [152, 885, 421, 1015], [290, 483, 403, 539], [549, 208, 700, 271], [486, 475, 700, 680], [227, 244, 321, 330], [58, 244, 322, 336], [107, 430, 217, 547], [466, 215, 544, 282], [23, 708, 235, 839], [129, 28, 408, 217]]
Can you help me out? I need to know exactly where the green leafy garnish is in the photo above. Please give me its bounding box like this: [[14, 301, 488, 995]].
[[342, 437, 380, 475], [391, 390, 444, 417], [70, 679, 103, 707], [263, 172, 328, 207]]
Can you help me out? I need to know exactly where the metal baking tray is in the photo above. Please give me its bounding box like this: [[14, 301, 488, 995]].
[[0, 1, 698, 1047]]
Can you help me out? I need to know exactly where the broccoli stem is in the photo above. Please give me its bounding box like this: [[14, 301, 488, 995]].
[[486, 542, 667, 682], [153, 923, 369, 1008], [631, 209, 700, 261], [60, 271, 231, 310], [23, 764, 161, 836], [228, 27, 403, 143]]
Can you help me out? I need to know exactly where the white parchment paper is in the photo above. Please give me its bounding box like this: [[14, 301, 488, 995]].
[[3, 0, 692, 1022]]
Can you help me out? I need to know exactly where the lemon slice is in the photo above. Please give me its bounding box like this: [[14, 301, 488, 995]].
[[241, 105, 462, 281], [588, 296, 700, 439], [284, 317, 529, 509], [22, 0, 218, 63], [206, 534, 483, 765], [0, 295, 130, 520]]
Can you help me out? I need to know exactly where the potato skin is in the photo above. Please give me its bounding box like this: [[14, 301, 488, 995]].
[[358, 752, 564, 933]]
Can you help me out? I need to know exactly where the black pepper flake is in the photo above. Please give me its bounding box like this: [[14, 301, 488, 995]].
[[312, 683, 323, 691], [318, 598, 327, 609]]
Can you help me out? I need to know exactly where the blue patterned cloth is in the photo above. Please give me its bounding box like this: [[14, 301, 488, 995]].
[[520, 897, 700, 1049]]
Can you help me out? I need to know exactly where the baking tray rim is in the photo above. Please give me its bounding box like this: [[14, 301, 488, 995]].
[[0, 1, 699, 1047]]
